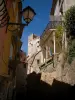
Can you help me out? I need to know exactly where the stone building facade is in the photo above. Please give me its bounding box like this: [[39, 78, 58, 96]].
[[28, 34, 41, 57], [40, 0, 75, 69], [50, 0, 75, 16], [40, 0, 75, 84], [27, 0, 75, 86], [0, 1, 24, 99], [27, 34, 42, 74]]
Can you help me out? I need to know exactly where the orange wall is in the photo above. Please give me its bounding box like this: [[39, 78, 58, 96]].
[[0, 26, 7, 75], [0, 0, 14, 75], [0, 0, 11, 75], [0, 0, 22, 76]]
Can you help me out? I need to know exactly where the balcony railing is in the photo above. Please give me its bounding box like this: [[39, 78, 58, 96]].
[[39, 56, 53, 70], [41, 21, 63, 38]]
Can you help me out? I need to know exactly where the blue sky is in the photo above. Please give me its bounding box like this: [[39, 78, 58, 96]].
[[21, 0, 52, 54]]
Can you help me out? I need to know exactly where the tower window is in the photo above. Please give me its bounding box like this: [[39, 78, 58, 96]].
[[37, 41, 39, 43], [37, 59, 40, 64], [59, 0, 61, 5]]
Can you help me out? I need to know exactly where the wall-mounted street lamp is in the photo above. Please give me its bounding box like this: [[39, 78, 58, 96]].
[[22, 6, 36, 25], [0, 0, 36, 27], [8, 6, 36, 26]]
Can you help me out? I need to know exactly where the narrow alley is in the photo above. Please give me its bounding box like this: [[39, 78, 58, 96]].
[[0, 0, 75, 100]]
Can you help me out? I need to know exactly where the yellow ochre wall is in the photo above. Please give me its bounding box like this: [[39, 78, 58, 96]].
[[1, 0, 22, 76]]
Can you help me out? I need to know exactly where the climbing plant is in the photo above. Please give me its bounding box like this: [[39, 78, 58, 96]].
[[64, 5, 75, 64], [68, 39, 75, 64], [64, 5, 75, 38], [55, 25, 64, 48]]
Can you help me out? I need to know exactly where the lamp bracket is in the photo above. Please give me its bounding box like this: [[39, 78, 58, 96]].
[[8, 22, 28, 26]]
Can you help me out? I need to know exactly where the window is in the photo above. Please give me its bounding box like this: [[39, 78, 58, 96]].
[[30, 42, 33, 46], [37, 45, 39, 48], [37, 59, 40, 64], [50, 48, 53, 56], [44, 47, 46, 50], [59, 0, 61, 5], [37, 41, 40, 47], [37, 41, 39, 43], [60, 0, 64, 15], [60, 4, 63, 15]]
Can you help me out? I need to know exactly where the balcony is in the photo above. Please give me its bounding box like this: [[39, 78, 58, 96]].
[[41, 21, 63, 38], [40, 15, 63, 38]]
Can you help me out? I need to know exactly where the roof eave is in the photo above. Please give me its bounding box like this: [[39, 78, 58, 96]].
[[50, 0, 58, 15]]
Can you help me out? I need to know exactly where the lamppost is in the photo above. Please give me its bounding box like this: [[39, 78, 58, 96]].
[[7, 5, 36, 63], [8, 6, 36, 26], [6, 2, 36, 76]]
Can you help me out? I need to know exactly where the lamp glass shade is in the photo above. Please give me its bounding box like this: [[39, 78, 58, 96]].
[[22, 6, 36, 24]]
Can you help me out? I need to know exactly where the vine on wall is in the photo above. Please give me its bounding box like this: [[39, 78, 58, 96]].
[[64, 5, 75, 64], [55, 25, 64, 49]]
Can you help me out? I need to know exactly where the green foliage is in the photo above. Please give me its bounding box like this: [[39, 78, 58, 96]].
[[56, 25, 64, 38], [64, 5, 75, 38], [68, 39, 75, 64], [64, 5, 75, 64], [55, 25, 64, 47]]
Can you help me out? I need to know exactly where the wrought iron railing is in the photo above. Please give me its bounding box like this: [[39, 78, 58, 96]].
[[39, 56, 53, 70], [41, 21, 63, 38]]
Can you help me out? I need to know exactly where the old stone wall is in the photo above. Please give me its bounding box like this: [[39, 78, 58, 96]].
[[40, 62, 55, 73], [27, 51, 41, 74], [16, 62, 27, 90], [40, 54, 75, 86], [41, 71, 56, 85], [62, 59, 75, 85]]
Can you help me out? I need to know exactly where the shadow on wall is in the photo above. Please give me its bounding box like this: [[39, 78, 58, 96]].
[[26, 72, 75, 99], [16, 62, 28, 90], [16, 71, 75, 100]]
